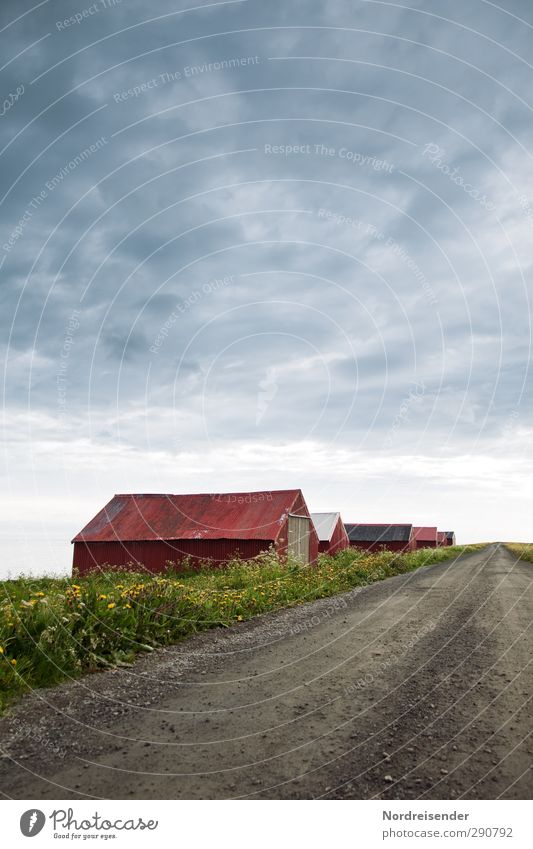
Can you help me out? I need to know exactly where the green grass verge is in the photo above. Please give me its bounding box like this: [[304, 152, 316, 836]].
[[504, 543, 533, 561], [0, 543, 484, 713]]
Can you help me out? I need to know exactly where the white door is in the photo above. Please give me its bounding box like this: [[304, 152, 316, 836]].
[[287, 515, 311, 563]]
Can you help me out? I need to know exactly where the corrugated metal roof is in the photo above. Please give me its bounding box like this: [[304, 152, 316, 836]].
[[345, 523, 413, 543], [72, 490, 304, 542], [310, 512, 341, 542], [413, 526, 438, 542]]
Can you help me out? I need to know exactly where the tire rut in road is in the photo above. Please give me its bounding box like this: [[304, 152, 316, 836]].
[[324, 546, 532, 800]]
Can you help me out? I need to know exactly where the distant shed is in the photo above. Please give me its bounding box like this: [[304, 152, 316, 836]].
[[413, 526, 438, 549], [344, 523, 414, 553], [437, 531, 447, 547], [310, 512, 350, 555], [445, 531, 456, 546], [72, 489, 318, 575]]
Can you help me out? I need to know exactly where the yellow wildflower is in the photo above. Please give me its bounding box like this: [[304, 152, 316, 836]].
[[107, 602, 116, 609], [0, 646, 4, 654], [11, 658, 17, 666], [98, 594, 107, 600]]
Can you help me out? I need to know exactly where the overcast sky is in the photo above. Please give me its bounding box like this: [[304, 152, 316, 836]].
[[1, 0, 532, 559]]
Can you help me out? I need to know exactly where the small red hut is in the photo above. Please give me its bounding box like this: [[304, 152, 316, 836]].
[[310, 512, 350, 555], [413, 526, 438, 549]]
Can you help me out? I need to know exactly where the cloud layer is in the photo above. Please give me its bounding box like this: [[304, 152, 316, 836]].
[[1, 0, 532, 556]]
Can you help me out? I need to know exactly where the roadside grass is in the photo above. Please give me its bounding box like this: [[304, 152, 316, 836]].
[[504, 543, 533, 561], [0, 543, 484, 713]]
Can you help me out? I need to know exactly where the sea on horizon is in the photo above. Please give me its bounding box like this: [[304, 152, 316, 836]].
[[0, 537, 71, 580]]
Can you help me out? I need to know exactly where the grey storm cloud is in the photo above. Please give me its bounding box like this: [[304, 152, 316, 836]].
[[1, 0, 532, 522]]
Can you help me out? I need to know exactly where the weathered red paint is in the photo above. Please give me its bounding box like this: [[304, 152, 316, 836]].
[[72, 490, 318, 574], [72, 539, 269, 575], [348, 539, 412, 553], [413, 526, 438, 548], [437, 531, 447, 547]]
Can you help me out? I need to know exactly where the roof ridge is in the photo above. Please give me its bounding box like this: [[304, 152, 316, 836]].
[[113, 489, 302, 497]]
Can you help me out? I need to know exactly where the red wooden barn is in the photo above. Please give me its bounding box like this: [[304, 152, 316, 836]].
[[413, 526, 438, 549], [437, 531, 447, 547], [310, 512, 350, 555], [344, 523, 415, 553], [72, 489, 318, 575]]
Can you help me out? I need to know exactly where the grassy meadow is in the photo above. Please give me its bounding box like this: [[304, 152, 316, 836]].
[[0, 543, 484, 713]]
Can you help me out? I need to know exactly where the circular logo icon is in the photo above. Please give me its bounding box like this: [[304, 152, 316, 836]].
[[20, 810, 46, 837]]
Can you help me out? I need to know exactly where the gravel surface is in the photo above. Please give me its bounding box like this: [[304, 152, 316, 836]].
[[0, 543, 531, 799]]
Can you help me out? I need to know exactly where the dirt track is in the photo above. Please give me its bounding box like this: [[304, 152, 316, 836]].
[[0, 543, 531, 799]]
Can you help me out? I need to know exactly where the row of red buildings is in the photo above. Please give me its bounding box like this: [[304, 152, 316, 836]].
[[72, 489, 456, 575]]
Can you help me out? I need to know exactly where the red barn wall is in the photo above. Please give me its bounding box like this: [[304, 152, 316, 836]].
[[415, 539, 437, 549], [349, 539, 411, 553], [73, 539, 272, 575]]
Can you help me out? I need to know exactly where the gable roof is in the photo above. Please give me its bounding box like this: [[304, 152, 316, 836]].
[[445, 531, 455, 540], [72, 490, 305, 543], [413, 526, 438, 542], [345, 523, 413, 543], [310, 512, 341, 542]]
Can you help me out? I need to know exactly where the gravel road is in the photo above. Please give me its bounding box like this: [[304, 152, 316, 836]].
[[0, 543, 531, 799]]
